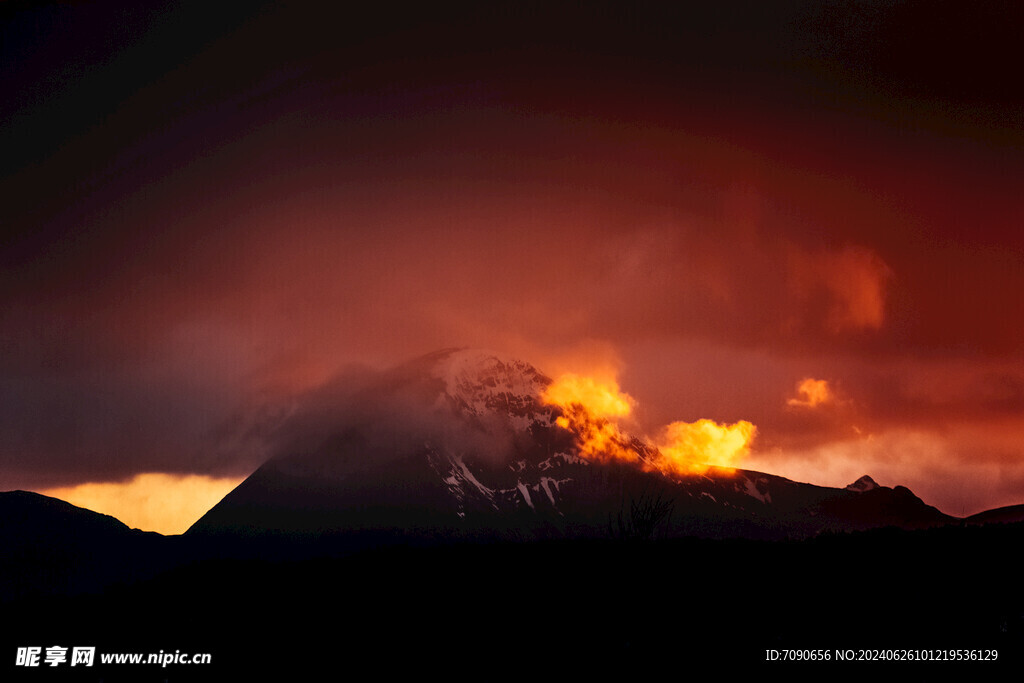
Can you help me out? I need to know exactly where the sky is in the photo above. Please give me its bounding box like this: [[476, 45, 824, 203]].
[[3, 0, 1024, 531]]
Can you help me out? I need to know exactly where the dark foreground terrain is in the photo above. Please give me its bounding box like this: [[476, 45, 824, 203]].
[[4, 522, 1024, 680]]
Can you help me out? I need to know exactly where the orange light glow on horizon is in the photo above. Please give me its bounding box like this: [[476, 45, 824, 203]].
[[541, 372, 757, 476], [40, 473, 245, 535]]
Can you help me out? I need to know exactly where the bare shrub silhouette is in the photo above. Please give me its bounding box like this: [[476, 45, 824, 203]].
[[610, 491, 675, 541]]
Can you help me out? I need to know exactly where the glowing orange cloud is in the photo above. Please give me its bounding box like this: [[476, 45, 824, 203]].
[[656, 419, 757, 475], [541, 373, 644, 465], [541, 373, 756, 476], [41, 473, 244, 535], [542, 373, 634, 420], [787, 377, 836, 408]]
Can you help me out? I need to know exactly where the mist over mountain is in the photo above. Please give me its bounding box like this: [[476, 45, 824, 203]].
[[189, 349, 952, 542]]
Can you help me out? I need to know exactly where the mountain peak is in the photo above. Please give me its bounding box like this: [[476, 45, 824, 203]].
[[428, 348, 547, 386], [846, 475, 880, 493], [432, 349, 550, 412], [387, 348, 553, 425]]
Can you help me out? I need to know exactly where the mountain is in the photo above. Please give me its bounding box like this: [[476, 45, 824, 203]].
[[189, 348, 954, 541], [966, 503, 1024, 526], [0, 490, 168, 602]]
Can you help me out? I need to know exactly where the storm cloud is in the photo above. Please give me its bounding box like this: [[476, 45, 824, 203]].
[[3, 1, 1024, 516]]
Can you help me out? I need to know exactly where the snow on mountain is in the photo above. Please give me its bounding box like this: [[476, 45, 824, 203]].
[[433, 348, 552, 428]]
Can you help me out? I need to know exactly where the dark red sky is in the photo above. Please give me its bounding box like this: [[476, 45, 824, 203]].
[[3, 0, 1024, 516]]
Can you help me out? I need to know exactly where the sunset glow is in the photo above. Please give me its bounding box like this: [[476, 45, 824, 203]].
[[41, 473, 244, 535], [5, 4, 1024, 675]]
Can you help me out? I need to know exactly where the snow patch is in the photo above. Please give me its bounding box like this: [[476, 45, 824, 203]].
[[538, 477, 568, 507], [516, 481, 535, 510], [742, 477, 771, 504], [539, 452, 587, 470]]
